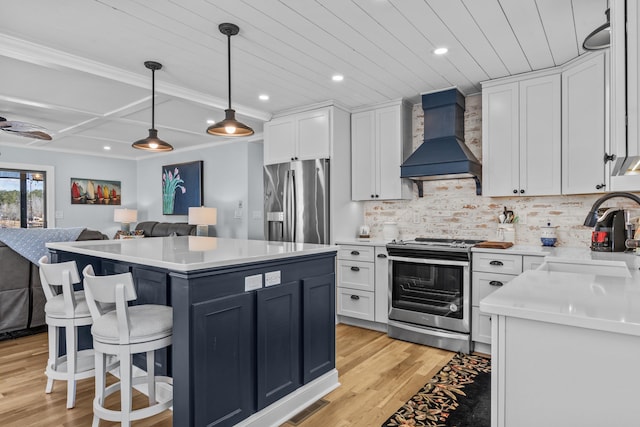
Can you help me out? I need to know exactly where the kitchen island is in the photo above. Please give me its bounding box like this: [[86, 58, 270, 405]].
[[480, 254, 640, 427], [46, 236, 339, 427]]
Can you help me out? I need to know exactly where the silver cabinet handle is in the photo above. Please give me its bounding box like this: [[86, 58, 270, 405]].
[[350, 266, 360, 272], [489, 280, 504, 287], [350, 295, 360, 300], [351, 250, 360, 255], [377, 254, 387, 258], [489, 260, 504, 266]]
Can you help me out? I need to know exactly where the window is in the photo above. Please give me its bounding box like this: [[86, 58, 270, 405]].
[[0, 169, 47, 228]]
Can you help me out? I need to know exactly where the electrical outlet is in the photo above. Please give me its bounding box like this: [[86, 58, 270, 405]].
[[55, 210, 63, 219], [517, 213, 527, 225]]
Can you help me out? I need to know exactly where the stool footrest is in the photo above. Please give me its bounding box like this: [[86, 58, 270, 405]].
[[93, 376, 173, 422]]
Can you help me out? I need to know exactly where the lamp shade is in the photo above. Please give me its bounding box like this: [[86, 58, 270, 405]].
[[189, 206, 217, 237], [583, 8, 610, 50], [114, 208, 138, 224]]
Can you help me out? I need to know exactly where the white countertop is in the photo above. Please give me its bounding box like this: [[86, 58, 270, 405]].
[[480, 253, 640, 336], [46, 236, 338, 272]]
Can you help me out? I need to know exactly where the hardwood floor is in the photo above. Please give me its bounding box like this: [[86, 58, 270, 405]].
[[0, 325, 453, 427]]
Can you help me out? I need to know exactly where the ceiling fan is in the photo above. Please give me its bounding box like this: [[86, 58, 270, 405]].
[[0, 116, 52, 141]]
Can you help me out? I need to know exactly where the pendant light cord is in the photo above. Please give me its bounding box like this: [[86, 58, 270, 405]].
[[227, 32, 232, 110], [151, 67, 156, 129]]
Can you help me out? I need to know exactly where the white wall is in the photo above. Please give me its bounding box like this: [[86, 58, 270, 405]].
[[247, 141, 265, 240], [0, 144, 137, 237], [136, 140, 264, 239]]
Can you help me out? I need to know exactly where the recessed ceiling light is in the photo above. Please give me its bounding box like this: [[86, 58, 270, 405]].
[[259, 94, 269, 101], [332, 74, 344, 82], [103, 146, 111, 150], [434, 47, 448, 55], [206, 119, 216, 125]]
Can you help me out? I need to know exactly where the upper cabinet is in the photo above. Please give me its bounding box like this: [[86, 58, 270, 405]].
[[561, 51, 608, 194], [351, 100, 413, 201], [482, 70, 562, 197], [263, 107, 331, 165], [610, 0, 640, 190]]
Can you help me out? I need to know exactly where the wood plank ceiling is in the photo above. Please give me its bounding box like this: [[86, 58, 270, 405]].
[[0, 0, 608, 158]]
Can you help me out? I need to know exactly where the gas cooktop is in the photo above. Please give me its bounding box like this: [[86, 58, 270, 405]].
[[388, 237, 485, 249]]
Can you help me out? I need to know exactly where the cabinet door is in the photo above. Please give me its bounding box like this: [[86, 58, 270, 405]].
[[377, 105, 404, 200], [482, 82, 520, 196], [351, 110, 376, 200], [192, 292, 255, 427], [562, 52, 606, 194], [519, 74, 561, 196], [297, 108, 331, 160], [264, 117, 295, 165], [302, 273, 335, 384], [374, 246, 389, 324], [256, 281, 301, 410]]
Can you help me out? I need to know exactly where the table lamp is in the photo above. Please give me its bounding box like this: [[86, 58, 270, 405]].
[[113, 208, 138, 233], [188, 206, 217, 237]]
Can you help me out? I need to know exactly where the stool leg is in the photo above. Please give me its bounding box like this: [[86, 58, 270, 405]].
[[65, 325, 78, 409], [120, 349, 132, 427], [45, 325, 58, 393], [92, 350, 105, 427], [147, 350, 156, 405]]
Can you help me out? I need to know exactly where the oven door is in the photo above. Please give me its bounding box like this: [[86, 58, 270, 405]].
[[388, 256, 470, 334]]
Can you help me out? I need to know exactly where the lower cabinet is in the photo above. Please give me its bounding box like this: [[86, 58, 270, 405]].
[[191, 270, 335, 427], [472, 251, 543, 350]]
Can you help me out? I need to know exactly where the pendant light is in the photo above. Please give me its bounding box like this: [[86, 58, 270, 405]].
[[583, 7, 610, 50], [206, 23, 254, 137], [132, 61, 174, 151]]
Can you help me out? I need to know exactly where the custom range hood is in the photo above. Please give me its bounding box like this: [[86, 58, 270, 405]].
[[400, 88, 482, 196]]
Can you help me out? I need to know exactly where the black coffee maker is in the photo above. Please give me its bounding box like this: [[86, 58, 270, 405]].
[[591, 208, 626, 252]]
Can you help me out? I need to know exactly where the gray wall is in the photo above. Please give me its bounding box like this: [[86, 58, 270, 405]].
[[0, 145, 137, 238], [0, 140, 264, 240], [136, 140, 264, 239]]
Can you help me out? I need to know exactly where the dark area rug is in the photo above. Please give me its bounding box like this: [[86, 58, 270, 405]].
[[0, 325, 46, 342], [382, 352, 491, 427]]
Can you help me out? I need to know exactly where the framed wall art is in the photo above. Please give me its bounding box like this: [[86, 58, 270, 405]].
[[162, 160, 203, 215], [70, 178, 121, 205]]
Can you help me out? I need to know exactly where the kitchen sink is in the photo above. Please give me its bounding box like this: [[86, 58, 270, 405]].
[[537, 257, 632, 278]]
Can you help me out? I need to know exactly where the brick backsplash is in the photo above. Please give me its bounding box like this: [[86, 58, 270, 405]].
[[363, 94, 640, 248]]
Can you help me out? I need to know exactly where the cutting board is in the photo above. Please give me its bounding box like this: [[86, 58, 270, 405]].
[[474, 241, 514, 249]]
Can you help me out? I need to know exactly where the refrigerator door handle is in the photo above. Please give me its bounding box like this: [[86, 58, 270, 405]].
[[284, 169, 296, 242], [290, 169, 297, 241]]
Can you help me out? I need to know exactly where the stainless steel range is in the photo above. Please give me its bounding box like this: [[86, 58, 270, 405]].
[[386, 237, 484, 353]]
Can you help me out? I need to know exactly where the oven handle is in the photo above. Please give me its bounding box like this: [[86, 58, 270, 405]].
[[387, 255, 469, 267]]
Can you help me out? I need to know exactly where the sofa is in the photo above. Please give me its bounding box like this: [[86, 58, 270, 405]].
[[134, 221, 196, 237], [0, 228, 108, 337]]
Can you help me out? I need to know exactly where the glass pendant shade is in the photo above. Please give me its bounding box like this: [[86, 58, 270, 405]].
[[133, 61, 174, 151], [209, 23, 254, 138]]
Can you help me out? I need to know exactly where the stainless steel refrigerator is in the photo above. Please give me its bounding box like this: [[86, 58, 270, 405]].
[[264, 159, 330, 244]]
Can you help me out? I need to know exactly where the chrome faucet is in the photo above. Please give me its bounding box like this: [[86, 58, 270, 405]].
[[583, 192, 640, 227]]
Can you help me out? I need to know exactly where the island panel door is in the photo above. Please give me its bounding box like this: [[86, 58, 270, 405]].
[[302, 273, 336, 383]]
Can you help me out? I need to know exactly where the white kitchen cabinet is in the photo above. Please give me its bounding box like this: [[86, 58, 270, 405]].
[[336, 242, 390, 330], [561, 51, 608, 194], [351, 100, 412, 201], [263, 107, 331, 165], [374, 246, 389, 324], [482, 70, 561, 197], [609, 0, 640, 189], [471, 250, 543, 352]]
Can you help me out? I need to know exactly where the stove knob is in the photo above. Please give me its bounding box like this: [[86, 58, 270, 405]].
[[449, 303, 458, 312]]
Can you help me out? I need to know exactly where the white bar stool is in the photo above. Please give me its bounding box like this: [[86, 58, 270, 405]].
[[38, 256, 96, 409], [82, 265, 173, 427]]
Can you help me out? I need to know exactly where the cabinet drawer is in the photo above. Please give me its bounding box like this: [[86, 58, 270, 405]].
[[473, 253, 523, 275], [338, 245, 375, 262], [472, 307, 492, 344], [337, 288, 375, 321], [472, 272, 516, 305], [338, 260, 374, 292]]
